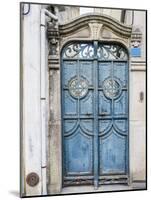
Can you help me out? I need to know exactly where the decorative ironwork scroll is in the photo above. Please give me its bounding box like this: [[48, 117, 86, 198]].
[[63, 43, 94, 59], [97, 44, 128, 60], [62, 42, 128, 60]]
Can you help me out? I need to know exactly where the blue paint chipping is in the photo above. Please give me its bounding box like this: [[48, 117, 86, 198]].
[[62, 42, 129, 187]]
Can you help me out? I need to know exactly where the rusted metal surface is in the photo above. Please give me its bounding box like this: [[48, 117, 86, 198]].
[[64, 179, 93, 186], [26, 172, 39, 187], [99, 175, 128, 185]]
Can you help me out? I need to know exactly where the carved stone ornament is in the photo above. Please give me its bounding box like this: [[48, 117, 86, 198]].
[[89, 23, 103, 40], [47, 21, 59, 56], [59, 13, 132, 38], [131, 28, 142, 48], [47, 20, 60, 69]]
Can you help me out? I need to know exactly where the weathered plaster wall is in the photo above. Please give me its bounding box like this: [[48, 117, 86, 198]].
[[129, 11, 146, 181], [48, 69, 62, 194], [57, 6, 80, 24], [130, 69, 146, 180], [21, 4, 42, 196]]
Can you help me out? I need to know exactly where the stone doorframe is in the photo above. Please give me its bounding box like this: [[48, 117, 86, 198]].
[[47, 13, 132, 194]]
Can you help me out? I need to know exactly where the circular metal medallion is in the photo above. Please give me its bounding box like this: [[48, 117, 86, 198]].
[[103, 78, 121, 99], [26, 172, 39, 187], [69, 76, 89, 98]]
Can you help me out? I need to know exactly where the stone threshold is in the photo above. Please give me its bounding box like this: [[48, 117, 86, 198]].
[[61, 182, 146, 194]]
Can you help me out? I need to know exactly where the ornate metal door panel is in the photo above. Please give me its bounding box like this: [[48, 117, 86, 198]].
[[61, 42, 129, 187], [98, 60, 128, 184]]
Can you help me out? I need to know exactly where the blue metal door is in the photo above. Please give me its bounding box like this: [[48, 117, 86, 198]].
[[61, 41, 129, 187]]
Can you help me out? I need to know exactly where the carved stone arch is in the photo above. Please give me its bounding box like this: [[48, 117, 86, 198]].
[[48, 13, 132, 58], [59, 13, 132, 37], [59, 13, 132, 44]]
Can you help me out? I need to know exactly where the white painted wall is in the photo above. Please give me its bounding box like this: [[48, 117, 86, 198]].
[[22, 4, 42, 196], [130, 69, 146, 181]]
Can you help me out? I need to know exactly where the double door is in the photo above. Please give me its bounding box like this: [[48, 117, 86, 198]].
[[61, 41, 129, 187]]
